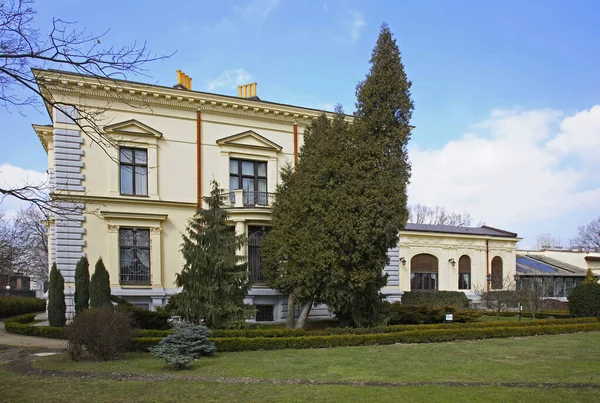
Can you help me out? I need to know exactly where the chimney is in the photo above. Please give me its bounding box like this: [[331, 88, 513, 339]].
[[174, 70, 192, 90], [237, 82, 258, 99]]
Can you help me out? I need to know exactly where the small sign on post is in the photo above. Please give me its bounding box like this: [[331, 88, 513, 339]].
[[445, 313, 453, 322]]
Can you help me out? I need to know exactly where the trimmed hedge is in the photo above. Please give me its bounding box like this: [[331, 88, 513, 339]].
[[399, 291, 470, 308], [480, 311, 571, 319], [110, 296, 170, 330], [0, 296, 46, 319], [128, 322, 600, 352], [387, 305, 481, 325], [134, 317, 598, 340], [4, 319, 66, 339]]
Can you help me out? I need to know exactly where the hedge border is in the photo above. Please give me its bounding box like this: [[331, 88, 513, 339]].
[[137, 317, 597, 339], [129, 322, 600, 352], [0, 296, 46, 319]]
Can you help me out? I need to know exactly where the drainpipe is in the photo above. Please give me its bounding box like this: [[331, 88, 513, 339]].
[[293, 123, 298, 167], [486, 239, 490, 292], [197, 110, 202, 209]]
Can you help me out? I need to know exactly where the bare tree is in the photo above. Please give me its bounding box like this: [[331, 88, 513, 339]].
[[535, 233, 562, 250], [516, 277, 551, 319], [408, 204, 474, 227], [0, 0, 170, 208], [0, 207, 48, 290], [570, 217, 600, 252], [473, 274, 517, 318]]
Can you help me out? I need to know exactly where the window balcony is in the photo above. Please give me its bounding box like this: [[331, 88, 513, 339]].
[[220, 190, 276, 208]]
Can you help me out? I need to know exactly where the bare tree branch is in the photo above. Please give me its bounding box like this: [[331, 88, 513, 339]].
[[0, 0, 172, 207], [408, 203, 473, 227], [570, 217, 600, 252]]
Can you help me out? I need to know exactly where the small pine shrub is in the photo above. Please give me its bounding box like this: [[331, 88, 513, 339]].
[[48, 263, 66, 327], [90, 258, 111, 308], [66, 306, 133, 361], [150, 322, 216, 369], [569, 282, 600, 317], [74, 256, 90, 314]]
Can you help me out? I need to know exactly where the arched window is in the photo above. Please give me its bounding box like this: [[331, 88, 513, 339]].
[[491, 256, 503, 289], [411, 254, 438, 290], [458, 255, 471, 289]]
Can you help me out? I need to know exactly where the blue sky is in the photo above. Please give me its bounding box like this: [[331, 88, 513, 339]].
[[1, 0, 600, 248]]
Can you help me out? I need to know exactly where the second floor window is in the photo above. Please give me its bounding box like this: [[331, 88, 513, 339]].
[[120, 148, 148, 196], [230, 159, 267, 205]]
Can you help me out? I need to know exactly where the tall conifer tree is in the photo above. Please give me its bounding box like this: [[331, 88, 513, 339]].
[[176, 180, 253, 329], [74, 256, 90, 314], [327, 23, 413, 326], [90, 257, 111, 308], [48, 262, 66, 327]]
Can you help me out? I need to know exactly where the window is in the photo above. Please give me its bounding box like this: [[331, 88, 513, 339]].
[[255, 305, 274, 321], [120, 148, 148, 196], [248, 226, 269, 284], [411, 254, 438, 290], [229, 159, 267, 205], [458, 255, 471, 289], [491, 256, 503, 289], [119, 228, 151, 285]]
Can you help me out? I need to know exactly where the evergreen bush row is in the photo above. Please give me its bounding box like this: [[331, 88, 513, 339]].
[[398, 291, 471, 308], [4, 316, 66, 339], [128, 322, 600, 352], [0, 296, 46, 318], [134, 317, 598, 339], [110, 296, 170, 330]]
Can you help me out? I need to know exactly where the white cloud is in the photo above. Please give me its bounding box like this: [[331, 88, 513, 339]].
[[349, 11, 366, 42], [235, 0, 280, 22], [0, 163, 47, 218], [408, 106, 600, 239], [206, 68, 253, 92]]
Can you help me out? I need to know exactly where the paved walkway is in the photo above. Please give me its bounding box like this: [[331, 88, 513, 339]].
[[0, 314, 65, 349]]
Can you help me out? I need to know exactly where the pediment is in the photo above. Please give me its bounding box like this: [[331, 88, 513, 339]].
[[216, 130, 282, 151], [104, 119, 163, 138]]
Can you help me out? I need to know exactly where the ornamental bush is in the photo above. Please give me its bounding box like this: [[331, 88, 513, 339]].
[[47, 262, 66, 327], [387, 303, 480, 325], [149, 321, 216, 369], [110, 296, 170, 330], [400, 291, 470, 308], [90, 258, 111, 308], [74, 256, 90, 314], [569, 282, 600, 317], [65, 306, 133, 361]]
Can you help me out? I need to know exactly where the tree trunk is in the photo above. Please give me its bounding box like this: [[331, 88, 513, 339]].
[[286, 294, 296, 329], [295, 300, 313, 329]]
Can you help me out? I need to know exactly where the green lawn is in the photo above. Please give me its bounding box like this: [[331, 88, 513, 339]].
[[1, 332, 598, 402], [1, 367, 599, 403], [35, 332, 600, 385]]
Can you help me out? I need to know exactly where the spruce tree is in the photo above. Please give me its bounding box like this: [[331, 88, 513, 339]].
[[74, 256, 90, 314], [90, 257, 111, 308], [47, 262, 66, 327], [176, 180, 253, 329]]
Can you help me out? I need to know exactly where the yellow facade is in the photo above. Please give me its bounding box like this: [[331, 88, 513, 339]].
[[33, 69, 519, 320]]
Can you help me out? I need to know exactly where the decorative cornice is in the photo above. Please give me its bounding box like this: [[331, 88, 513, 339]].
[[100, 211, 168, 221], [33, 69, 351, 125], [32, 124, 54, 153], [104, 119, 163, 138], [216, 130, 283, 151]]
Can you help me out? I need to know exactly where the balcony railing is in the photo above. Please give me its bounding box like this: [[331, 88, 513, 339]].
[[220, 190, 275, 208]]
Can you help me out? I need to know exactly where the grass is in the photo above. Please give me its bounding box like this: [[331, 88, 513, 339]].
[[35, 332, 600, 385], [1, 367, 599, 403]]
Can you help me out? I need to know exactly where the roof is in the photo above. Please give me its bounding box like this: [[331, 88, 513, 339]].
[[516, 254, 588, 277], [34, 68, 346, 117], [402, 223, 518, 238], [584, 256, 600, 262]]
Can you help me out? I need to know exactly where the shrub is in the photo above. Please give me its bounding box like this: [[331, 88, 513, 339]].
[[164, 293, 180, 314], [4, 319, 66, 338], [400, 291, 470, 308], [90, 257, 111, 308], [128, 321, 600, 352], [0, 296, 45, 318], [149, 322, 216, 369], [65, 306, 133, 361], [387, 303, 480, 325], [569, 282, 600, 317], [110, 296, 170, 330], [74, 256, 90, 314], [48, 262, 66, 327]]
